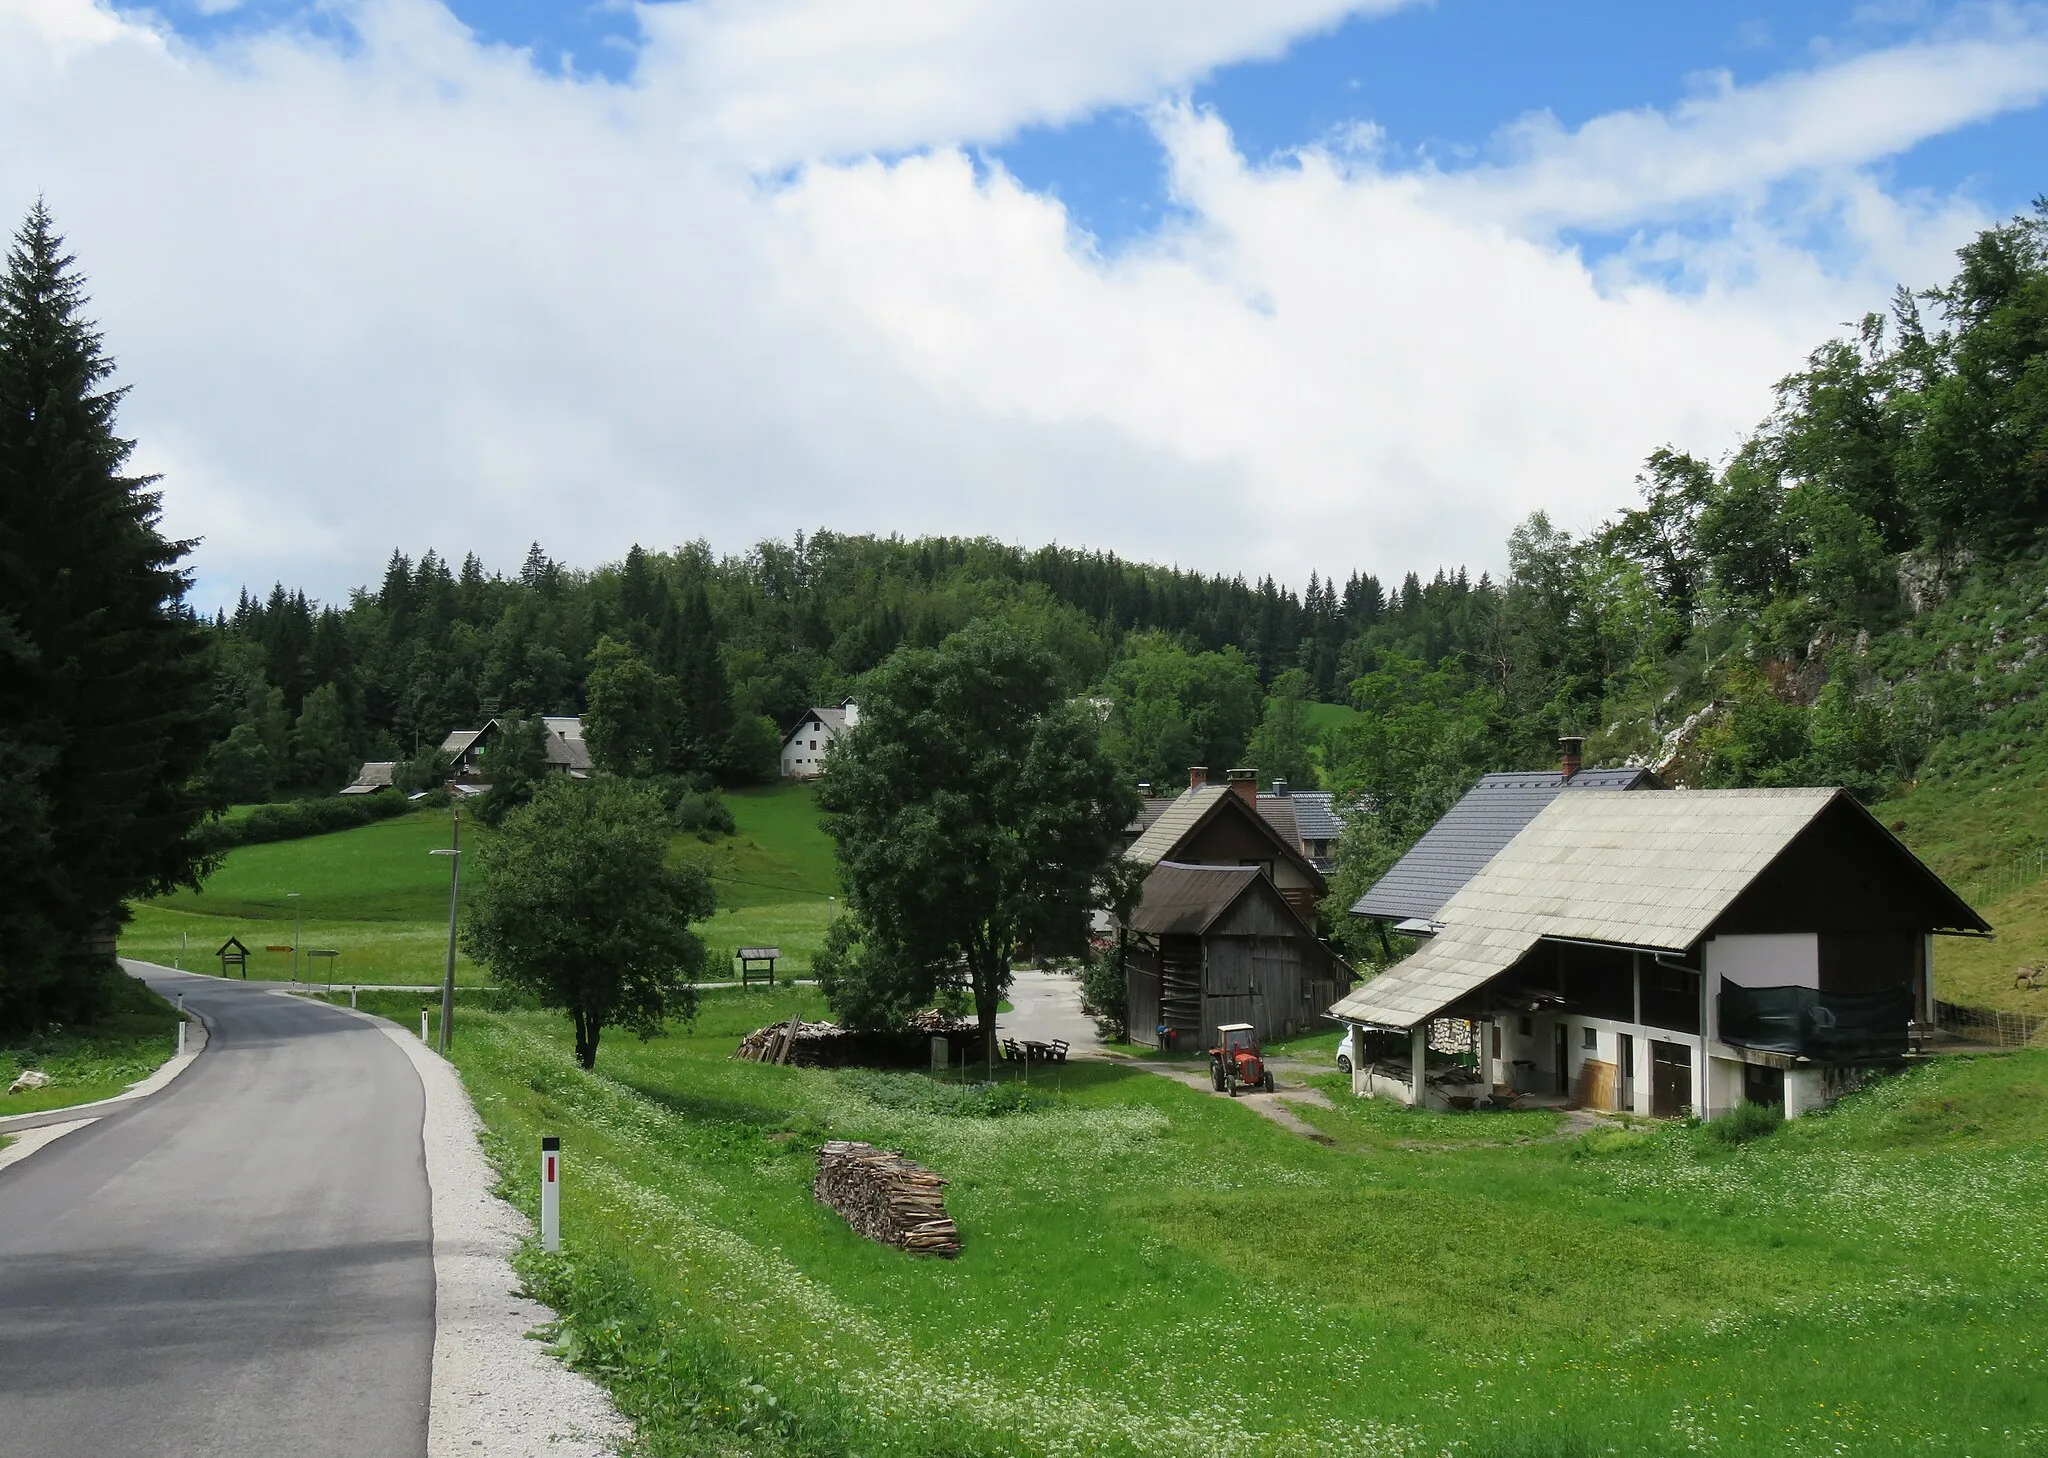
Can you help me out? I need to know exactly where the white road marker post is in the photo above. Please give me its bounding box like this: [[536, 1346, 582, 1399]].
[[176, 994, 187, 1056], [540, 1136, 561, 1252], [421, 1006, 431, 1043]]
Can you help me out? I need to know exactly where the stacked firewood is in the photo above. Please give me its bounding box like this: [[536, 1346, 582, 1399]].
[[734, 1014, 841, 1065], [813, 1141, 961, 1258]]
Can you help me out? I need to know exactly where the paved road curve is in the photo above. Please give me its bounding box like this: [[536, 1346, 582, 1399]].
[[0, 964, 433, 1458]]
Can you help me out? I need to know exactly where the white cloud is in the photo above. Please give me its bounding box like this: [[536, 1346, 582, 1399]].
[[0, 0, 2039, 610]]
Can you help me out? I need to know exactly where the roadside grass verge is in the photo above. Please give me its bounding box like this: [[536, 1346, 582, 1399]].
[[387, 983, 2048, 1456], [1, 972, 181, 1118]]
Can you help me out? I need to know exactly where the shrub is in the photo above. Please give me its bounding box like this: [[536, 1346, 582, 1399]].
[[1705, 1099, 1784, 1145], [1078, 941, 1127, 1041], [197, 791, 421, 853]]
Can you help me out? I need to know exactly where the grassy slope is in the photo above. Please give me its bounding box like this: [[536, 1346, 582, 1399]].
[[1, 973, 181, 1116], [414, 988, 2047, 1456], [121, 783, 844, 985]]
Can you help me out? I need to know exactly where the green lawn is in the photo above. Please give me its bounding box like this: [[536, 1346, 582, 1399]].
[[121, 785, 846, 985], [397, 985, 2048, 1457], [2, 972, 182, 1117]]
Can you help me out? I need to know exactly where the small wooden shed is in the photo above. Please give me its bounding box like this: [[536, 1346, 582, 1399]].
[[1124, 861, 1353, 1051]]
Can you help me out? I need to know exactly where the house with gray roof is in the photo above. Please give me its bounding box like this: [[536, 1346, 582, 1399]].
[[437, 716, 591, 784], [1353, 741, 1662, 932], [1329, 787, 1987, 1120], [780, 699, 857, 780]]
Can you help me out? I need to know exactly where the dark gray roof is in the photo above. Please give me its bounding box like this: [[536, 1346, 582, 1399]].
[[1128, 862, 1265, 936], [1124, 797, 1178, 836], [1351, 767, 1664, 923], [1271, 789, 1345, 842]]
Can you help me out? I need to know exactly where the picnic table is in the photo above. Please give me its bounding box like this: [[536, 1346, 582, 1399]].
[[1001, 1037, 1069, 1065]]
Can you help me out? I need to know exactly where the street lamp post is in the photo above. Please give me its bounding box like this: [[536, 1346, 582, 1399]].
[[430, 806, 462, 1055], [287, 893, 301, 982]]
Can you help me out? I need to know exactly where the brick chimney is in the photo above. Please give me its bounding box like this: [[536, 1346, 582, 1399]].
[[1227, 768, 1257, 805], [1188, 766, 1208, 791], [1559, 735, 1584, 780]]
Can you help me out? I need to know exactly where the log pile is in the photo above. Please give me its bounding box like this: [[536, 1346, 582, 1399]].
[[734, 1014, 841, 1065], [813, 1140, 961, 1258]]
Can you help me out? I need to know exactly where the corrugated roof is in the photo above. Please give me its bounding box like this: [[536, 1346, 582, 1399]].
[[1352, 766, 1660, 922], [1127, 862, 1264, 936], [1332, 788, 1848, 1028]]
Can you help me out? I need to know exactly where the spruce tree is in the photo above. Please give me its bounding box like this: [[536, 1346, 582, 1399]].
[[0, 202, 215, 1031]]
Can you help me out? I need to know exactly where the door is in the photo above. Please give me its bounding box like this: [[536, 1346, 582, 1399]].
[[1553, 1023, 1571, 1096], [1650, 1040, 1692, 1118], [1617, 1034, 1635, 1113]]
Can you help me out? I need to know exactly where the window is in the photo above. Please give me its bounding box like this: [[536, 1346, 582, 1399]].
[[1582, 1026, 1598, 1051], [810, 740, 818, 750], [1518, 1016, 1532, 1037]]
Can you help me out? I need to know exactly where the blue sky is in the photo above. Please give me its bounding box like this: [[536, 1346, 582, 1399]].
[[19, 0, 2048, 604]]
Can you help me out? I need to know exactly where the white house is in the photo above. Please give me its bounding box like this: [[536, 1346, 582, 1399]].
[[781, 699, 857, 780], [1330, 787, 1987, 1120]]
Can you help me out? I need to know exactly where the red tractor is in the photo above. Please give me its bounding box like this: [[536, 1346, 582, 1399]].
[[1209, 1022, 1274, 1097]]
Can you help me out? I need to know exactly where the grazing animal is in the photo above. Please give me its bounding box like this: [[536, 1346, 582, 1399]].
[[2016, 965, 2044, 992]]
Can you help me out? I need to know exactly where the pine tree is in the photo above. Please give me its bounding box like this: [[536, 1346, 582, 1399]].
[[0, 202, 215, 1031]]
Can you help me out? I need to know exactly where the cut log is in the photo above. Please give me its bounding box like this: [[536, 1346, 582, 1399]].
[[813, 1141, 960, 1258]]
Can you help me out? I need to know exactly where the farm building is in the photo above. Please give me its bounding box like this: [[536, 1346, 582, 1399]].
[[438, 716, 591, 784], [338, 760, 396, 795], [1352, 739, 1662, 935], [1330, 787, 1988, 1119], [781, 699, 857, 780], [1122, 767, 1354, 1049]]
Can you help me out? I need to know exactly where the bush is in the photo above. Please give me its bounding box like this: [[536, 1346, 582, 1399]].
[[197, 791, 422, 853], [645, 775, 737, 835], [1078, 941, 1127, 1041], [1705, 1099, 1784, 1145]]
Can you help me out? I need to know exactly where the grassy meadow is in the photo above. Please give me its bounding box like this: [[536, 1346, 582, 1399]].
[[1, 972, 182, 1117], [364, 985, 2048, 1457], [118, 781, 843, 986]]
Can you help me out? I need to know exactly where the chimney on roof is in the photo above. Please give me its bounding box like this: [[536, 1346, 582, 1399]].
[[1271, 777, 1289, 797], [1188, 766, 1208, 791], [1227, 768, 1257, 805], [842, 698, 860, 728], [1559, 735, 1585, 780], [1137, 781, 1152, 796]]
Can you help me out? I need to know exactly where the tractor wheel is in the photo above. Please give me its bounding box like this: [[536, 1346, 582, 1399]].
[[1211, 1064, 1224, 1092], [1263, 1070, 1275, 1093], [1227, 1073, 1238, 1098]]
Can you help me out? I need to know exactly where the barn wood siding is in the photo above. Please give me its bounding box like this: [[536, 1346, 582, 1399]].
[[1127, 951, 1162, 1048]]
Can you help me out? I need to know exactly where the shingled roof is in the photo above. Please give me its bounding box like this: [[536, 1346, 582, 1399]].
[[1352, 766, 1661, 924], [1330, 788, 1987, 1029], [1127, 862, 1271, 936]]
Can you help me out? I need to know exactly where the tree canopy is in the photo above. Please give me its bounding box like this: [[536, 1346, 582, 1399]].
[[0, 203, 214, 1032], [818, 621, 1135, 1053], [461, 776, 713, 1068]]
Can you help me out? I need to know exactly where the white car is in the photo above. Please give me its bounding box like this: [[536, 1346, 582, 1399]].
[[1334, 1025, 1362, 1077]]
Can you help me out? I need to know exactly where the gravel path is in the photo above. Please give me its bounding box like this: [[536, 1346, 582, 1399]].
[[369, 1016, 631, 1458]]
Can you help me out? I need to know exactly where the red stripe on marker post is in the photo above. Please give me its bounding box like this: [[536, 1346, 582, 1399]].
[[540, 1135, 561, 1252]]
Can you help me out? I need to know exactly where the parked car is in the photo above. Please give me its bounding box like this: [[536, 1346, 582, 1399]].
[[1335, 1024, 1362, 1077]]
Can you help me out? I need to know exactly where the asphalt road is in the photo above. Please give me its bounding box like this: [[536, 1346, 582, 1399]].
[[0, 964, 433, 1458]]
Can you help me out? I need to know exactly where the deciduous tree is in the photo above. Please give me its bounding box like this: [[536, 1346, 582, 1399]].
[[462, 777, 712, 1068]]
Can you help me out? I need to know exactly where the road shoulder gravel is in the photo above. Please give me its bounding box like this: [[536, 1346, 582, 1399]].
[[360, 1008, 631, 1457]]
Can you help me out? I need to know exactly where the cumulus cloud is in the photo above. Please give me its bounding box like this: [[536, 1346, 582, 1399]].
[[0, 0, 2040, 608]]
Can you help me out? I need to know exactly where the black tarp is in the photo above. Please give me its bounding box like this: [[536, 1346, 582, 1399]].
[[1719, 983, 1911, 1061]]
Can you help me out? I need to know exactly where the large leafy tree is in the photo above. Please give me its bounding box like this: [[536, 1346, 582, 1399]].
[[819, 620, 1136, 1056], [462, 776, 712, 1068], [1099, 632, 1263, 790], [0, 203, 214, 1031], [472, 714, 551, 826]]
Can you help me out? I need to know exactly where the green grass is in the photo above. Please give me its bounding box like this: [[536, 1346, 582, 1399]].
[[395, 985, 2048, 1457], [121, 786, 847, 985], [1, 972, 182, 1117], [1301, 700, 1359, 735]]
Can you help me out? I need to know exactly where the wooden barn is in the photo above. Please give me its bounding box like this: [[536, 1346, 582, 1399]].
[[1125, 863, 1353, 1050]]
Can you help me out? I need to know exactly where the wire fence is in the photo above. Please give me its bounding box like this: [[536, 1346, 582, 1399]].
[[1935, 999, 2048, 1048], [1959, 845, 2048, 907]]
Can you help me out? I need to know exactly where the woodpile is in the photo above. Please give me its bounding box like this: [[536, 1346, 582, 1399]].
[[734, 1013, 839, 1065], [813, 1141, 961, 1258]]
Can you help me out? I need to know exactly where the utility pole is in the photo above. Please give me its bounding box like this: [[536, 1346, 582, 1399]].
[[431, 806, 462, 1054]]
